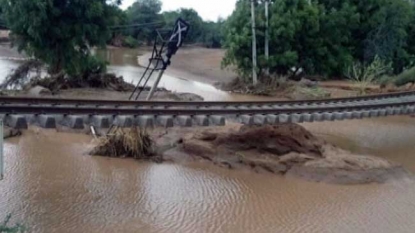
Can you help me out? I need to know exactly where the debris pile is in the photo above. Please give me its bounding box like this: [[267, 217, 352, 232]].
[[90, 126, 161, 162]]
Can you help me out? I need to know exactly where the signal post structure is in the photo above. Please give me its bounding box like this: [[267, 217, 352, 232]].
[[129, 18, 190, 101]]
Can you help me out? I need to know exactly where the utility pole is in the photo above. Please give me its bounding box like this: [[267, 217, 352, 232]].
[[251, 0, 258, 85], [264, 0, 270, 76]]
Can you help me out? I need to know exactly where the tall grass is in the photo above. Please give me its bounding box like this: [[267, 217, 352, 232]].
[[394, 66, 415, 87], [345, 56, 391, 95]]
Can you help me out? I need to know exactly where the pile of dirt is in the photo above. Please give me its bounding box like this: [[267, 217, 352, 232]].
[[172, 124, 408, 184], [211, 124, 323, 156]]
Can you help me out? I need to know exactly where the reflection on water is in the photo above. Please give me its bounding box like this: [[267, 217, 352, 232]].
[[0, 117, 415, 232]]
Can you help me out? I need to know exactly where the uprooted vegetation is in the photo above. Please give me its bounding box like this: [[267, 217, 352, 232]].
[[0, 59, 43, 89], [29, 72, 134, 92], [0, 60, 134, 92], [217, 76, 294, 96], [90, 126, 162, 163], [218, 76, 331, 99]]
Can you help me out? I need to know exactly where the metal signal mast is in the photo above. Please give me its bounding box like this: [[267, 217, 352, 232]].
[[129, 18, 190, 101]]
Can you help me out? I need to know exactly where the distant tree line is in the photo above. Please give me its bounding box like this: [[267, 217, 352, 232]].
[[222, 0, 415, 81], [112, 0, 225, 48]]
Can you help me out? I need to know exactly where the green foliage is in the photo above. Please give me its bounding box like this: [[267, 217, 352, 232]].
[[122, 36, 140, 48], [1, 0, 121, 76], [394, 67, 415, 86], [345, 56, 391, 94], [222, 0, 252, 79], [223, 0, 415, 80], [125, 0, 163, 44], [202, 20, 225, 48], [122, 1, 224, 47], [0, 215, 24, 233], [0, 4, 6, 29], [175, 8, 204, 43]]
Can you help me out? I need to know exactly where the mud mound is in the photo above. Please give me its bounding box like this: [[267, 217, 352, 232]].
[[176, 124, 407, 184], [212, 124, 323, 156]]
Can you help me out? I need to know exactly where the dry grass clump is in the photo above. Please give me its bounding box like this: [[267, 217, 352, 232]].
[[90, 126, 161, 162]]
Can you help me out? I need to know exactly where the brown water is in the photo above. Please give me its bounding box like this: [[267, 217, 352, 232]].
[[1, 47, 415, 232], [99, 48, 276, 102], [0, 117, 415, 233]]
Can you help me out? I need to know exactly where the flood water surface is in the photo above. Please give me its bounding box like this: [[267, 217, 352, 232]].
[[1, 117, 415, 233], [1, 46, 415, 232]]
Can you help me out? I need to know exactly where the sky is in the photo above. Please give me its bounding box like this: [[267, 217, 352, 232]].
[[121, 0, 237, 21]]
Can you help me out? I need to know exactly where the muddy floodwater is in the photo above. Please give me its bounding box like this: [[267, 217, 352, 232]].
[[0, 47, 415, 232], [1, 118, 415, 233], [100, 48, 276, 102]]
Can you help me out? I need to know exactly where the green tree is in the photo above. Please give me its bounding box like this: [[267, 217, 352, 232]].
[[0, 4, 6, 29], [126, 0, 163, 44], [223, 0, 415, 80], [338, 0, 413, 73], [2, 0, 121, 76], [162, 8, 204, 44], [202, 19, 225, 48], [222, 0, 253, 78]]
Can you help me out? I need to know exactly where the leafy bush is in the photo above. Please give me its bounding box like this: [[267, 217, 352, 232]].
[[345, 56, 392, 94], [222, 0, 415, 79], [394, 67, 415, 86], [122, 36, 140, 48]]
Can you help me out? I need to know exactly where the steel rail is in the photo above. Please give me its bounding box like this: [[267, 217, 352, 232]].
[[1, 91, 415, 107], [1, 100, 414, 116]]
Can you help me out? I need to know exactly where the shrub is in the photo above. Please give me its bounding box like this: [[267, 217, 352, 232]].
[[394, 67, 415, 86], [345, 56, 392, 94], [122, 36, 140, 48]]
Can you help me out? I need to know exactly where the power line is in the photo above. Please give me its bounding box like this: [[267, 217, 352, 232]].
[[109, 21, 166, 29]]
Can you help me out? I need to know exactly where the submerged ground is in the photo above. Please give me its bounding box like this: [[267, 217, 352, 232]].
[[0, 45, 415, 232]]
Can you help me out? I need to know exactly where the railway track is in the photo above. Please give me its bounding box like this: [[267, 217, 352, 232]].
[[0, 91, 414, 130], [1, 90, 415, 108]]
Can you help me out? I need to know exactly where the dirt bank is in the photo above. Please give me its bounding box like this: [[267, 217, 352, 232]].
[[155, 124, 409, 184]]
